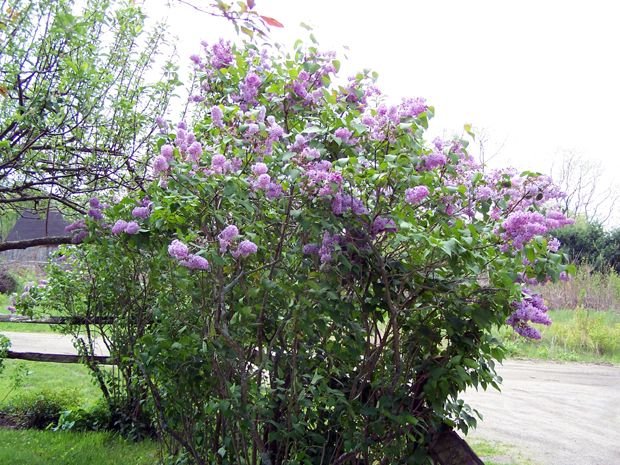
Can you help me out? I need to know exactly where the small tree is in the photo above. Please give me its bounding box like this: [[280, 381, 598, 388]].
[[24, 38, 572, 464], [0, 0, 178, 251]]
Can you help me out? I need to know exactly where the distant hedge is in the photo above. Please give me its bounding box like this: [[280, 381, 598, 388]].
[[553, 219, 620, 273]]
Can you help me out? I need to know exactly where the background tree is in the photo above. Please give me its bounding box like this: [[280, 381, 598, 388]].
[[0, 0, 179, 251], [550, 150, 619, 226]]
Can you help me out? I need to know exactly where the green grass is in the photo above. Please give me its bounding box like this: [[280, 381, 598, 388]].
[[0, 322, 56, 332], [497, 309, 620, 364], [470, 439, 535, 465], [0, 359, 102, 409], [0, 429, 159, 465]]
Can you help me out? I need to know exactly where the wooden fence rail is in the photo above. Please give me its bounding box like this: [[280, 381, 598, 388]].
[[6, 350, 111, 364], [0, 315, 114, 325]]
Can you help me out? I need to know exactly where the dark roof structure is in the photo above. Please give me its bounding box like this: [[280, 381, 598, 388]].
[[5, 210, 70, 241]]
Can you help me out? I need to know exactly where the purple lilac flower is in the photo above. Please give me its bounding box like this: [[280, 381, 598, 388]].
[[267, 116, 284, 140], [371, 216, 398, 236], [424, 151, 447, 170], [331, 193, 368, 216], [88, 209, 103, 221], [232, 240, 258, 258], [181, 254, 210, 270], [559, 271, 570, 282], [256, 173, 271, 189], [210, 39, 233, 69], [160, 145, 174, 160], [168, 239, 189, 260], [153, 155, 169, 175], [501, 211, 548, 250], [405, 186, 429, 205], [132, 206, 151, 219], [155, 116, 167, 131], [290, 134, 307, 152], [476, 186, 494, 201], [240, 72, 261, 103], [334, 127, 353, 143], [65, 219, 85, 233], [187, 142, 203, 162], [266, 182, 283, 199], [303, 243, 320, 255], [400, 97, 427, 118], [7, 305, 16, 314], [71, 230, 87, 244], [189, 54, 201, 66], [218, 225, 239, 253], [211, 106, 224, 128], [506, 289, 551, 339], [245, 123, 260, 137], [319, 231, 339, 264], [89, 197, 101, 209], [111, 220, 128, 235], [124, 221, 140, 235], [547, 237, 561, 253]]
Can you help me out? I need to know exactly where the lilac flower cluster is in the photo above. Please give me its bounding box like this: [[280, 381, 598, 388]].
[[290, 69, 324, 105], [111, 219, 140, 235], [361, 97, 427, 141], [371, 216, 397, 236], [132, 198, 153, 219], [507, 289, 551, 339], [331, 192, 368, 216], [167, 239, 209, 270], [249, 162, 282, 199], [211, 106, 224, 128], [209, 39, 233, 69], [153, 143, 174, 176], [231, 239, 258, 259], [422, 151, 447, 171], [217, 225, 258, 259], [218, 225, 239, 253], [87, 197, 104, 221], [334, 127, 354, 145], [405, 186, 429, 205], [65, 218, 88, 244], [547, 237, 561, 252], [500, 210, 572, 251], [239, 72, 261, 105]]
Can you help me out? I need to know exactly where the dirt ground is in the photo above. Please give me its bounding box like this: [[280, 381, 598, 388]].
[[463, 359, 620, 465], [4, 333, 619, 464]]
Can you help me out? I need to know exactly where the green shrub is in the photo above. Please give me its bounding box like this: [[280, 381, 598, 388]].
[[54, 401, 112, 432], [5, 388, 79, 429], [0, 269, 17, 294]]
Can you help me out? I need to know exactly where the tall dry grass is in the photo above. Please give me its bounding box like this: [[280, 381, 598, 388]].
[[536, 266, 620, 311]]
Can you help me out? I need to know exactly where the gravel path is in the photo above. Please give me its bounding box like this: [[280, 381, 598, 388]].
[[463, 360, 620, 465], [3, 332, 619, 464]]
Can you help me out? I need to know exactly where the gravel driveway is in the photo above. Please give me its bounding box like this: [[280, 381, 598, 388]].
[[463, 360, 620, 465]]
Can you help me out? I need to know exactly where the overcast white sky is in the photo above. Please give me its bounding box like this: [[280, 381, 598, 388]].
[[151, 0, 619, 223]]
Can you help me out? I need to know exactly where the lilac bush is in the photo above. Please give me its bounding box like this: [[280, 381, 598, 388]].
[[29, 38, 573, 464]]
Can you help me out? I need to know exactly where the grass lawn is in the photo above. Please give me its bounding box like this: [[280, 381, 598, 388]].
[[469, 439, 535, 465], [0, 359, 102, 409], [496, 309, 620, 364], [0, 429, 159, 465], [0, 322, 56, 333]]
